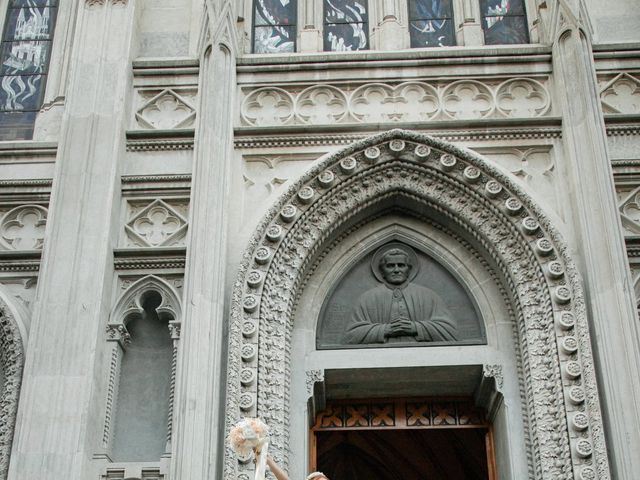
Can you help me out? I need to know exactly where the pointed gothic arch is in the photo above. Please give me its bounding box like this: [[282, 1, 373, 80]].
[[0, 293, 26, 480], [224, 129, 610, 480]]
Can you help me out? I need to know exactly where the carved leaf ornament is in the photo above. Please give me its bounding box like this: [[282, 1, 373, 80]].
[[224, 130, 609, 480]]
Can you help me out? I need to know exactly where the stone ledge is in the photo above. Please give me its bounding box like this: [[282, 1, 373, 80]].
[[237, 44, 553, 71], [0, 142, 57, 157], [113, 247, 186, 271], [0, 251, 41, 272], [125, 129, 195, 152], [234, 118, 563, 148]]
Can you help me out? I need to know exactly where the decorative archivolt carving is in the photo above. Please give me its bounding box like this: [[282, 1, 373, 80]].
[[240, 78, 552, 126], [600, 73, 640, 114], [0, 298, 25, 480], [0, 205, 48, 251], [224, 130, 609, 480]]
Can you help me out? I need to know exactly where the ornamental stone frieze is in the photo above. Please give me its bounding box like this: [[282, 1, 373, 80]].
[[240, 77, 552, 127], [225, 130, 610, 480]]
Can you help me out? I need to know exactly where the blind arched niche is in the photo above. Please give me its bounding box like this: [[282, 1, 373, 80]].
[[103, 276, 182, 462]]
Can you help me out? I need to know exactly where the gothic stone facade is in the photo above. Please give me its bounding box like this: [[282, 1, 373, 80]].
[[0, 0, 639, 479]]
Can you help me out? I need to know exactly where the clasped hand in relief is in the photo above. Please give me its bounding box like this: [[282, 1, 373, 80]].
[[384, 316, 418, 338]]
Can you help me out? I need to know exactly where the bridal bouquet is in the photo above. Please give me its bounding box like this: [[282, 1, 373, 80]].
[[229, 417, 270, 480]]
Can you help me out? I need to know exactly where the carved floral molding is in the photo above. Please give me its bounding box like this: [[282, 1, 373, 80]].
[[240, 78, 552, 127], [224, 130, 609, 480]]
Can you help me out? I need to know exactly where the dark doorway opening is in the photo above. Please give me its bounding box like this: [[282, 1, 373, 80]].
[[315, 428, 491, 480]]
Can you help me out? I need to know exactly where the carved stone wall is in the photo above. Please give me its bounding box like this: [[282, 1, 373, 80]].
[[224, 130, 610, 480], [0, 298, 24, 480]]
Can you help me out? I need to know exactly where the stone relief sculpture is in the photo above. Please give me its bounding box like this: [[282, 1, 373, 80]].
[[345, 244, 457, 344], [318, 240, 482, 348]]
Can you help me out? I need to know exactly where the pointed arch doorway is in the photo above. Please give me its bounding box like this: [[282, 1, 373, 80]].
[[310, 398, 496, 480]]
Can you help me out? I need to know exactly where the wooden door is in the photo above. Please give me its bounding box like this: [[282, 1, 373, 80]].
[[310, 398, 496, 480]]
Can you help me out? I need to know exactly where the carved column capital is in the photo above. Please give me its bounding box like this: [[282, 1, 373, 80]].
[[305, 369, 324, 398]]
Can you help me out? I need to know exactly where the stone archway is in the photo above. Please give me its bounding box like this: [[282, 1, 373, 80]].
[[224, 129, 610, 480], [0, 297, 25, 480]]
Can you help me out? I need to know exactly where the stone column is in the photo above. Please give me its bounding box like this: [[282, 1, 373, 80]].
[[457, 0, 484, 46], [7, 0, 136, 478], [300, 0, 320, 52], [552, 3, 640, 477], [169, 41, 235, 480], [375, 0, 408, 50]]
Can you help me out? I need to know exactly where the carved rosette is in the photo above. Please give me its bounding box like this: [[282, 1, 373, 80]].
[[0, 300, 24, 480], [224, 130, 609, 479]]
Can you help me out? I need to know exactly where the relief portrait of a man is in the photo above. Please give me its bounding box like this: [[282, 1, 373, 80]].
[[344, 244, 458, 344]]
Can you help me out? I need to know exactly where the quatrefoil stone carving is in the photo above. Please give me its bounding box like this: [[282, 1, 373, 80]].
[[125, 199, 188, 247], [0, 205, 48, 250], [135, 89, 196, 130]]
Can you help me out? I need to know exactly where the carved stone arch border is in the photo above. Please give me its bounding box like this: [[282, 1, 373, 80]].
[[224, 129, 610, 480], [0, 296, 25, 480], [102, 275, 182, 450]]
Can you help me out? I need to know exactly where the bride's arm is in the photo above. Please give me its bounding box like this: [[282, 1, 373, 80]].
[[266, 456, 289, 480]]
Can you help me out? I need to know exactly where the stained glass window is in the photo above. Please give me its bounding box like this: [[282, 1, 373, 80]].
[[408, 0, 456, 48], [0, 0, 57, 140], [323, 0, 368, 52], [480, 0, 529, 45], [252, 0, 297, 54]]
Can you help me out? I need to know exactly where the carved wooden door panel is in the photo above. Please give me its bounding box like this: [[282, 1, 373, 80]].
[[310, 398, 496, 480]]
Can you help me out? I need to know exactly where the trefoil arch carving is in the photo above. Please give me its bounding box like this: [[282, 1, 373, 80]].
[[224, 129, 610, 480]]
